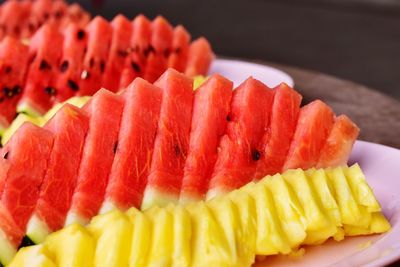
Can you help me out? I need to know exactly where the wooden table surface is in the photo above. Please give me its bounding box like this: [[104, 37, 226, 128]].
[[266, 62, 400, 149]]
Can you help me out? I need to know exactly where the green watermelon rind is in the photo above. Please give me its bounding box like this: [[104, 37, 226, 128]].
[[16, 101, 43, 117], [25, 214, 51, 244], [0, 228, 16, 266]]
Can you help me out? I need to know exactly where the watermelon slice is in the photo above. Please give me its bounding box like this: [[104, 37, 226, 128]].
[[317, 115, 360, 168], [0, 37, 29, 133], [168, 25, 191, 73], [180, 74, 233, 202], [25, 104, 89, 244], [101, 78, 162, 213], [185, 37, 214, 77], [207, 78, 274, 198], [119, 14, 152, 89], [0, 123, 54, 265], [0, 0, 29, 40], [143, 16, 174, 83], [142, 69, 194, 209], [66, 89, 124, 225], [77, 16, 112, 96], [63, 3, 91, 29], [283, 100, 335, 170], [54, 23, 87, 103], [17, 24, 64, 116], [255, 83, 302, 179], [102, 15, 132, 92]]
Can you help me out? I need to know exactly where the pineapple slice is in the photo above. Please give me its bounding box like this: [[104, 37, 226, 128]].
[[43, 224, 95, 267], [326, 167, 362, 226], [8, 245, 55, 267], [207, 197, 240, 265], [228, 190, 257, 266], [144, 206, 174, 267], [126, 208, 151, 267], [370, 212, 391, 233], [261, 174, 306, 248], [166, 205, 192, 267], [186, 202, 237, 267], [87, 210, 133, 267], [343, 164, 381, 212], [242, 182, 291, 255]]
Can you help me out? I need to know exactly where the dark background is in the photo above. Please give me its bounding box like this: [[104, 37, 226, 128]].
[[69, 0, 400, 100]]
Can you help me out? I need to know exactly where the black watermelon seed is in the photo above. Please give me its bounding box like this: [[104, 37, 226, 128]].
[[174, 145, 181, 156], [4, 66, 11, 74], [251, 149, 261, 161], [77, 29, 85, 40], [67, 80, 79, 91], [3, 87, 13, 98], [43, 12, 50, 20], [3, 151, 8, 159], [18, 236, 36, 249], [131, 61, 141, 73], [60, 60, 69, 72], [44, 86, 57, 96], [113, 141, 118, 154], [100, 60, 105, 73], [226, 115, 231, 121], [89, 58, 94, 68], [12, 85, 22, 95], [163, 49, 170, 58], [144, 45, 155, 57], [39, 60, 51, 71], [55, 10, 63, 19], [118, 50, 128, 57]]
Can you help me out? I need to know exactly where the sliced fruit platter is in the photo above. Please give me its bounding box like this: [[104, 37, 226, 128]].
[[0, 1, 397, 266]]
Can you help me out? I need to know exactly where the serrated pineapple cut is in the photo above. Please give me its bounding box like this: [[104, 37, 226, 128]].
[[242, 182, 292, 256], [228, 190, 257, 266], [144, 206, 174, 267], [326, 167, 363, 226], [260, 174, 306, 248], [125, 208, 151, 267], [43, 224, 95, 267], [186, 202, 238, 267], [166, 205, 191, 267], [343, 164, 381, 212], [87, 210, 132, 267], [8, 245, 55, 267]]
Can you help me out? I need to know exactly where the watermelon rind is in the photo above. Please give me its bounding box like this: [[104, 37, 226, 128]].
[[1, 114, 44, 146], [99, 200, 118, 215], [15, 101, 43, 117], [25, 214, 51, 245], [0, 228, 16, 266], [64, 211, 88, 227], [141, 188, 179, 210]]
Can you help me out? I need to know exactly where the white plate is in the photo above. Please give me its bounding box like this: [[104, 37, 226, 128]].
[[209, 58, 294, 88], [254, 141, 400, 267]]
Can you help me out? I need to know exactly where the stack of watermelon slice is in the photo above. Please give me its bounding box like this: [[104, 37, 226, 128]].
[[0, 69, 359, 265], [0, 0, 90, 41], [0, 13, 214, 134]]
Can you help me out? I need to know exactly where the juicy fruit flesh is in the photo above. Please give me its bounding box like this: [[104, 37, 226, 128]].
[[9, 164, 390, 267]]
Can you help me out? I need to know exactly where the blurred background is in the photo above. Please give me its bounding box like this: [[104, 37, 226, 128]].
[[66, 0, 400, 100]]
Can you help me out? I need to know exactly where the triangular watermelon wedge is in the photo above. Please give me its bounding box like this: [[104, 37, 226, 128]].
[[66, 89, 124, 225], [180, 74, 233, 202], [101, 78, 162, 213], [167, 25, 191, 73], [142, 69, 194, 209], [25, 104, 89, 244], [185, 37, 214, 77]]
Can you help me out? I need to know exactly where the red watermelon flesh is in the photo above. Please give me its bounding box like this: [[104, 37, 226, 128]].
[[283, 100, 335, 170], [0, 37, 29, 130], [77, 16, 112, 96], [119, 14, 152, 89], [0, 123, 54, 247], [67, 89, 124, 224], [0, 157, 10, 198], [17, 24, 64, 116], [185, 37, 214, 77], [0, 0, 28, 39], [255, 83, 302, 179], [143, 16, 174, 83], [317, 114, 360, 168], [142, 69, 193, 208], [168, 25, 191, 72], [54, 23, 87, 103], [207, 78, 274, 197], [102, 15, 132, 92], [102, 78, 162, 212], [63, 3, 91, 29], [28, 104, 89, 233], [180, 74, 233, 202]]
